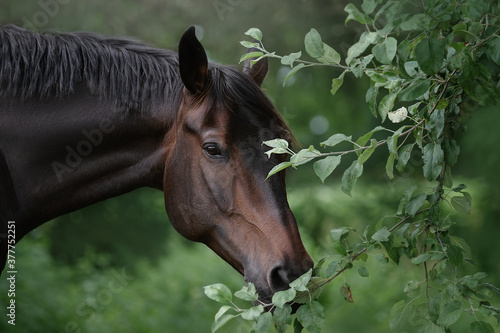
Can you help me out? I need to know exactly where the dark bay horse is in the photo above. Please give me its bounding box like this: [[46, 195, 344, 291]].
[[0, 25, 313, 303]]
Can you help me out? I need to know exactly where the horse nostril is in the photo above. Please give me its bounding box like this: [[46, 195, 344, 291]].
[[269, 266, 291, 292]]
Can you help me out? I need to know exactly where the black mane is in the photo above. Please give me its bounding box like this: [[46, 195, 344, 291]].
[[0, 25, 293, 141], [0, 25, 181, 114]]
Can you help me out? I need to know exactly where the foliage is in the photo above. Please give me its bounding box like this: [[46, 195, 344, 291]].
[[0, 233, 246, 333], [206, 0, 500, 332], [47, 188, 170, 268]]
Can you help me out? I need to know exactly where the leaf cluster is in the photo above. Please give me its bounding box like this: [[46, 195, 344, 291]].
[[206, 1, 500, 332]]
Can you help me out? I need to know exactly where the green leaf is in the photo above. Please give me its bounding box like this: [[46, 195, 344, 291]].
[[283, 63, 305, 87], [451, 193, 472, 214], [429, 293, 442, 324], [411, 253, 432, 264], [326, 260, 340, 277], [345, 3, 371, 24], [320, 133, 352, 147], [396, 143, 414, 172], [372, 37, 397, 65], [389, 300, 413, 330], [234, 283, 259, 301], [290, 269, 313, 292], [489, 38, 500, 65], [358, 139, 377, 164], [404, 280, 420, 298], [274, 306, 292, 333], [245, 28, 263, 41], [470, 321, 495, 333], [272, 288, 297, 308], [479, 283, 500, 297], [239, 51, 265, 64], [346, 32, 378, 65], [250, 312, 273, 333], [330, 71, 345, 95], [356, 126, 385, 147], [400, 13, 430, 31], [263, 138, 289, 149], [404, 61, 421, 77], [290, 146, 320, 166], [386, 152, 396, 180], [214, 305, 234, 324], [422, 142, 444, 181], [212, 313, 238, 333], [427, 109, 445, 140], [443, 139, 460, 166], [332, 241, 347, 256], [450, 236, 472, 259], [304, 29, 324, 58], [266, 162, 293, 179], [461, 275, 479, 289], [398, 79, 431, 101], [378, 93, 397, 122], [241, 305, 264, 321], [361, 0, 378, 14], [296, 301, 325, 333], [406, 193, 427, 217], [437, 300, 462, 327], [382, 238, 401, 264], [204, 284, 232, 303], [313, 155, 342, 183], [452, 184, 467, 192], [415, 38, 444, 75], [358, 266, 369, 277], [397, 185, 417, 215], [447, 244, 464, 267], [265, 147, 288, 158], [423, 320, 446, 333], [341, 160, 363, 196], [366, 70, 389, 85], [330, 227, 350, 241], [366, 86, 379, 117], [319, 43, 341, 65], [435, 98, 449, 110], [281, 51, 302, 67], [387, 126, 405, 155], [372, 227, 391, 242], [240, 41, 260, 49]]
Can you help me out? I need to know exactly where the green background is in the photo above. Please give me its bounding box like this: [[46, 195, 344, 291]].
[[0, 0, 499, 332]]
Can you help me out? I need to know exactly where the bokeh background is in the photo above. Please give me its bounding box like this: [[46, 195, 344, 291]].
[[0, 0, 498, 332]]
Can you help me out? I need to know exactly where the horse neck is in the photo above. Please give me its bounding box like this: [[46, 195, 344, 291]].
[[0, 84, 171, 232]]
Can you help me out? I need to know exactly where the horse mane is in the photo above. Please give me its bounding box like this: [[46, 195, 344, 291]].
[[0, 25, 294, 142], [0, 24, 182, 115]]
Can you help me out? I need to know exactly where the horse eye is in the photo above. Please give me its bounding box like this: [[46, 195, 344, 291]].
[[203, 143, 223, 157]]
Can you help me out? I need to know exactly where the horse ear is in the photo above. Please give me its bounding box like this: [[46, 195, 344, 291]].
[[243, 45, 268, 87], [178, 26, 208, 94]]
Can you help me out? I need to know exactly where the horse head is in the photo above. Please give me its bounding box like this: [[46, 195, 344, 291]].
[[162, 27, 313, 303]]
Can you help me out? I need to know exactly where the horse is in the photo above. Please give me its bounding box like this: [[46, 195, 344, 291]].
[[0, 25, 313, 304]]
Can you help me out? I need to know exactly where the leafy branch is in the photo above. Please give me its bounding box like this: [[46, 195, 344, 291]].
[[205, 0, 500, 332]]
